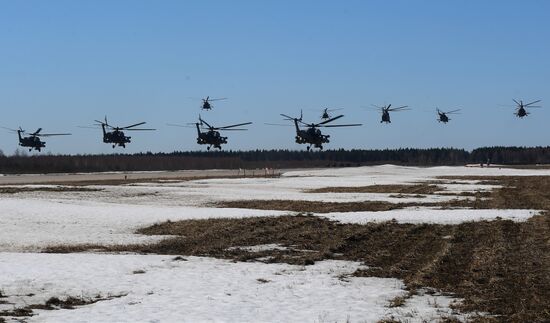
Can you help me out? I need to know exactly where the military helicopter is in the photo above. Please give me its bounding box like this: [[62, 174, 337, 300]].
[[277, 111, 362, 150], [1, 127, 71, 152], [373, 104, 410, 123], [168, 116, 251, 150], [436, 108, 461, 123], [511, 99, 541, 118], [200, 96, 227, 111], [93, 117, 155, 148], [320, 108, 344, 120]]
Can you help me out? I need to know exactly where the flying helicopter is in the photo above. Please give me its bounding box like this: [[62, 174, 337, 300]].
[[168, 116, 252, 150], [276, 111, 362, 151], [436, 108, 461, 123], [1, 127, 71, 152], [511, 99, 542, 118], [92, 117, 155, 148], [319, 108, 344, 120], [373, 104, 410, 123], [199, 96, 227, 111]]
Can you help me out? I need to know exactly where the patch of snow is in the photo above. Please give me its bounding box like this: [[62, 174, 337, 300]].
[[320, 208, 539, 225], [227, 244, 288, 252], [0, 253, 465, 323], [0, 198, 287, 252]]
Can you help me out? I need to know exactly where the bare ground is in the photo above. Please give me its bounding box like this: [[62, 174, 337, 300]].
[[305, 184, 443, 194], [0, 187, 102, 194], [43, 176, 550, 322]]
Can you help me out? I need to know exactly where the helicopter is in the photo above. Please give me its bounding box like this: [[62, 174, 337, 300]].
[[93, 117, 155, 148], [200, 96, 227, 111], [373, 104, 410, 123], [511, 99, 541, 118], [168, 116, 252, 150], [437, 108, 461, 123], [320, 108, 344, 120], [278, 111, 362, 150], [1, 127, 71, 152]]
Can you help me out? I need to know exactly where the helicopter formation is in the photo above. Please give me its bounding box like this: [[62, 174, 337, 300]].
[[1, 98, 544, 152]]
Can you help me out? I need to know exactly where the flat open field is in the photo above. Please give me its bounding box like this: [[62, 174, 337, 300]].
[[1, 165, 550, 322]]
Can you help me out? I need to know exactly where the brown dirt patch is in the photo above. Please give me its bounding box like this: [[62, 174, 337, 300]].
[[305, 184, 442, 195], [0, 186, 102, 194], [214, 200, 426, 213], [0, 294, 126, 320]]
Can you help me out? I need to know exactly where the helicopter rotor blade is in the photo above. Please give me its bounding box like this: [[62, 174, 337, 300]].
[[166, 123, 197, 128], [512, 99, 521, 106], [121, 122, 147, 129], [38, 133, 72, 137], [388, 106, 409, 111], [524, 100, 541, 107], [445, 109, 462, 114], [280, 113, 296, 120], [1, 126, 19, 133], [218, 122, 253, 129], [320, 123, 363, 128], [317, 114, 344, 125], [264, 123, 294, 127], [124, 128, 156, 131], [198, 117, 213, 129], [208, 97, 227, 102]]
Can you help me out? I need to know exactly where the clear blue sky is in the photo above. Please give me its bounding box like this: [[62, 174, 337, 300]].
[[1, 0, 549, 154]]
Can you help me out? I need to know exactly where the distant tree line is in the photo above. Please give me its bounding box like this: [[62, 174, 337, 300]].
[[0, 147, 549, 174]]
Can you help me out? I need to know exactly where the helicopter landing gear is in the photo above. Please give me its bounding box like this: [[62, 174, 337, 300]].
[[207, 146, 211, 151], [306, 146, 311, 151]]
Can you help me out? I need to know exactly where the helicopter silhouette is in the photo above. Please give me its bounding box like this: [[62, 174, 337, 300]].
[[320, 108, 344, 120], [278, 111, 361, 151], [93, 117, 155, 148], [200, 96, 227, 111], [437, 108, 461, 123], [511, 99, 541, 118], [169, 116, 252, 150], [1, 127, 71, 152], [373, 104, 410, 123]]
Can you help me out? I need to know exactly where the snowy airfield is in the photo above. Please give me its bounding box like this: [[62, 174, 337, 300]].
[[2, 165, 550, 322]]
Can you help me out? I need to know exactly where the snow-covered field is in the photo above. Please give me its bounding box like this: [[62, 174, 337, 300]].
[[1, 165, 549, 322]]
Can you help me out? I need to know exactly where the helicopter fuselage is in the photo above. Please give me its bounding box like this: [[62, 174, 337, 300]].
[[293, 120, 329, 150], [18, 133, 45, 152], [516, 107, 528, 118], [201, 101, 212, 110], [438, 113, 449, 123], [101, 125, 131, 148], [381, 111, 391, 123], [196, 124, 227, 150]]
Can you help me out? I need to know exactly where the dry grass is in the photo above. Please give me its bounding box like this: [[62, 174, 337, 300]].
[[387, 295, 407, 308], [39, 174, 280, 187], [0, 186, 102, 194], [214, 200, 425, 213], [305, 184, 442, 195], [0, 294, 126, 320]]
